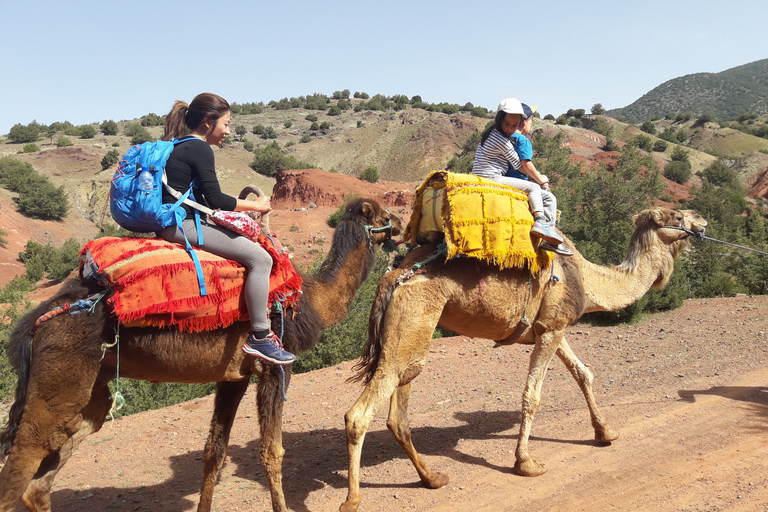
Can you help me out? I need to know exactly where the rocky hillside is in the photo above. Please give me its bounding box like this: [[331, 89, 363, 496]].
[[608, 58, 768, 121]]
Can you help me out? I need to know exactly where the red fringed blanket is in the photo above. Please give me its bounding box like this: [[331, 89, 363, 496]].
[[79, 234, 302, 332]]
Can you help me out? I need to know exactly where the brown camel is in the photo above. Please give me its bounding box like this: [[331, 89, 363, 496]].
[[339, 207, 707, 512], [0, 198, 401, 512]]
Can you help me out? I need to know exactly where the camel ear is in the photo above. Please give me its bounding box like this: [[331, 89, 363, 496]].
[[360, 201, 375, 219], [650, 209, 665, 226]]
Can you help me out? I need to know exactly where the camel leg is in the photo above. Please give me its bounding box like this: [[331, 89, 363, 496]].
[[257, 365, 291, 512], [555, 338, 620, 443], [514, 329, 564, 477], [16, 378, 112, 512], [196, 379, 249, 512], [386, 382, 449, 489], [340, 372, 401, 512], [0, 359, 102, 511]]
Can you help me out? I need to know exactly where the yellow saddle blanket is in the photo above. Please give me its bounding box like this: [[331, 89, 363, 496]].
[[403, 171, 552, 273]]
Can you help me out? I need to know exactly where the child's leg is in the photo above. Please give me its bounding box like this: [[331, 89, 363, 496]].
[[490, 176, 544, 218], [540, 189, 558, 225]]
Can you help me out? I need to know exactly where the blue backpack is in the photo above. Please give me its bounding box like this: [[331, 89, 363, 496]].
[[109, 138, 213, 295]]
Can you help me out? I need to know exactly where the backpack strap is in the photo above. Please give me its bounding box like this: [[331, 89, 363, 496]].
[[163, 137, 214, 296]]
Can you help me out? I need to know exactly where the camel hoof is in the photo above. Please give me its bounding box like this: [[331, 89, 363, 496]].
[[339, 498, 360, 512], [595, 427, 620, 443], [514, 458, 547, 477], [421, 471, 449, 489]]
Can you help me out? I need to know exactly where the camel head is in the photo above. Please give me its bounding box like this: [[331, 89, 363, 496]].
[[628, 207, 707, 289], [341, 198, 402, 245]]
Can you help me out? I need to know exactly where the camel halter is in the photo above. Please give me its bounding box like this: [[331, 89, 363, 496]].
[[663, 224, 768, 256]]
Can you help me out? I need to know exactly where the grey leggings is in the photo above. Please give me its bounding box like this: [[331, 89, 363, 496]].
[[489, 176, 558, 224], [159, 219, 273, 332]]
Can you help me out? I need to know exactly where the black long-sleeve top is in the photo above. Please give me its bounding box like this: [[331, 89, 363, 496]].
[[162, 137, 238, 218]]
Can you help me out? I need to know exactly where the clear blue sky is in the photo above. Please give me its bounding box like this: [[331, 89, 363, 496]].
[[2, 0, 765, 135]]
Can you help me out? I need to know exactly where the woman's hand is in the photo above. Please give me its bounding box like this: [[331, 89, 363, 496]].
[[236, 196, 272, 214]]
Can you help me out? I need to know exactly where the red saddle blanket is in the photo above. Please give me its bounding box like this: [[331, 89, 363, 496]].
[[79, 234, 302, 332]]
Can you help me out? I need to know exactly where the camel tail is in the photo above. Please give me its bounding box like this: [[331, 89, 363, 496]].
[[0, 297, 43, 458], [348, 270, 405, 385], [1, 279, 103, 459]]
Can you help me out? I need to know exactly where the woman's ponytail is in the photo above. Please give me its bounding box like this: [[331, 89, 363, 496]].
[[162, 93, 230, 141], [162, 100, 189, 141]]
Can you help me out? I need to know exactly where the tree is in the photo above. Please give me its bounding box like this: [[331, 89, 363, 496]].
[[664, 161, 691, 184], [640, 121, 656, 135], [235, 125, 247, 139], [17, 181, 69, 219], [328, 105, 342, 116], [8, 123, 39, 143], [627, 134, 653, 152], [359, 166, 379, 183], [101, 149, 121, 170], [590, 103, 605, 115], [652, 140, 668, 152], [699, 160, 739, 188], [556, 144, 664, 266], [249, 142, 313, 177], [56, 136, 74, 147], [100, 120, 118, 136], [79, 125, 96, 139]]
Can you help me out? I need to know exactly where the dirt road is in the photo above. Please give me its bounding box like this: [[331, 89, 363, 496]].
[[6, 295, 768, 512]]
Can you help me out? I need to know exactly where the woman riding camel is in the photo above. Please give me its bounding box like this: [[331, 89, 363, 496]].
[[159, 92, 295, 364]]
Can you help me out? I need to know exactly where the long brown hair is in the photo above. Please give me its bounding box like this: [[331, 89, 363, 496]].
[[162, 92, 230, 141]]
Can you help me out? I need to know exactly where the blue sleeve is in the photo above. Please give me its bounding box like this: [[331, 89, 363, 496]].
[[512, 134, 533, 160]]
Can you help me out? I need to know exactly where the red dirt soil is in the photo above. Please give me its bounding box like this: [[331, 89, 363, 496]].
[[4, 295, 768, 512]]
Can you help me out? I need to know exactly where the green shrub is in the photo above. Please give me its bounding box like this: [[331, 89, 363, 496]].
[[79, 125, 96, 139], [8, 123, 39, 143], [0, 157, 37, 191], [20, 143, 40, 153], [100, 120, 118, 135], [640, 121, 656, 135], [19, 238, 81, 281], [130, 127, 153, 145], [328, 105, 341, 116], [242, 140, 255, 152], [305, 113, 318, 122], [17, 182, 70, 219], [284, 120, 293, 128], [252, 124, 266, 135], [663, 160, 692, 184], [590, 103, 605, 115], [652, 140, 668, 152], [56, 136, 74, 147], [300, 134, 312, 143], [628, 134, 653, 152], [249, 141, 313, 177], [140, 113, 164, 127], [101, 149, 121, 170], [699, 160, 739, 187], [359, 166, 379, 183]]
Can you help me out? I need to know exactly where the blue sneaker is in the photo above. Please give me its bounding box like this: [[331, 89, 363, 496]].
[[243, 331, 295, 365], [530, 220, 563, 245]]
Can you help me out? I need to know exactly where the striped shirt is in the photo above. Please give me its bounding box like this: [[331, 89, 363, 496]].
[[471, 128, 522, 179]]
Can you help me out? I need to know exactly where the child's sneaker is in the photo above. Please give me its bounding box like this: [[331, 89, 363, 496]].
[[539, 241, 574, 256], [530, 220, 564, 245], [243, 331, 295, 365]]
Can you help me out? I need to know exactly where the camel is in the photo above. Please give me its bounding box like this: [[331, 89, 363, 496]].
[[0, 198, 401, 512], [339, 207, 707, 512]]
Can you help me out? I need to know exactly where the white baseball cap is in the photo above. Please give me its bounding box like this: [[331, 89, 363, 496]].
[[496, 97, 524, 115]]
